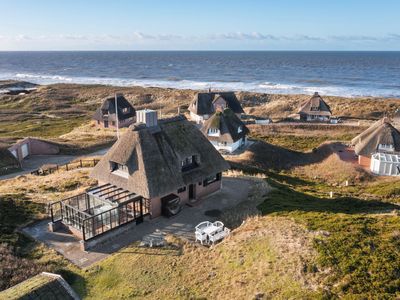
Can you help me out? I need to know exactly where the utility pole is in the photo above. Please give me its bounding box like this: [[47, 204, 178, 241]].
[[115, 93, 120, 139]]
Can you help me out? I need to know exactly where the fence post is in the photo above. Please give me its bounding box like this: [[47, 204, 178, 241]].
[[66, 163, 68, 171], [80, 160, 83, 168]]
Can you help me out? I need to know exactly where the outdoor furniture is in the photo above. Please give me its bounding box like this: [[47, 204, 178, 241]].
[[195, 221, 230, 245], [208, 227, 231, 245], [195, 221, 212, 244]]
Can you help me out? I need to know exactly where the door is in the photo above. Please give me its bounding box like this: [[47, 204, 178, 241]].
[[21, 144, 29, 158], [189, 184, 195, 200], [103, 120, 109, 128]]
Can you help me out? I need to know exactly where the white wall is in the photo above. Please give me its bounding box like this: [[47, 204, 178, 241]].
[[211, 138, 246, 153], [370, 154, 400, 176]]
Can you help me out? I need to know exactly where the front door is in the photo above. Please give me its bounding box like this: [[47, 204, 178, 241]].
[[104, 120, 109, 128], [189, 184, 195, 200]]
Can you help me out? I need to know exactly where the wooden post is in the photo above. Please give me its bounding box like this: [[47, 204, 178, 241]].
[[66, 163, 69, 171], [80, 160, 83, 168]]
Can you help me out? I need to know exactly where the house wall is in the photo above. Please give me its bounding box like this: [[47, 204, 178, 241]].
[[96, 117, 135, 129], [149, 175, 223, 218], [210, 137, 246, 153], [358, 155, 371, 168], [8, 138, 60, 162]]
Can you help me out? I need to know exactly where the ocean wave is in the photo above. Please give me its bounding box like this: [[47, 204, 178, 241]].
[[1, 72, 398, 98]]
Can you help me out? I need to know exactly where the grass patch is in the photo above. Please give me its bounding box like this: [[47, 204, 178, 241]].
[[252, 134, 329, 151], [0, 117, 86, 139], [257, 171, 400, 298]]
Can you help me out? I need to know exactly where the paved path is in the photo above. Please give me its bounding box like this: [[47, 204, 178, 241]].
[[23, 177, 253, 268], [0, 148, 109, 181]]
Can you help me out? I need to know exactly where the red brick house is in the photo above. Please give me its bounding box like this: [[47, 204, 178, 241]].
[[49, 110, 229, 247]]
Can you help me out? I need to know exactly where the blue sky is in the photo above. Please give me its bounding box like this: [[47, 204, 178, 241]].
[[0, 0, 399, 50]]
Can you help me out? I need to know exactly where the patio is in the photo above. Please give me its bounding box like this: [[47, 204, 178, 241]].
[[23, 177, 253, 268]]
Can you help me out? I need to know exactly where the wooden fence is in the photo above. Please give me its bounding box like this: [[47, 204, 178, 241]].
[[31, 159, 99, 176]]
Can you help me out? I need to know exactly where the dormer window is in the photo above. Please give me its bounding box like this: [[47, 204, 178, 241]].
[[181, 155, 199, 172], [122, 107, 130, 114], [110, 162, 129, 178], [208, 128, 220, 137], [378, 144, 395, 152]]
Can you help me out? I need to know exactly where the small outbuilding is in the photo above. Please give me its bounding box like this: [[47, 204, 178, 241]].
[[93, 94, 136, 128], [188, 91, 244, 124], [298, 92, 332, 122], [201, 108, 249, 153], [351, 118, 400, 175], [8, 137, 60, 162]]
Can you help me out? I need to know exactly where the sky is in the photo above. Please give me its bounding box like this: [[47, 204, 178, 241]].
[[0, 0, 400, 51]]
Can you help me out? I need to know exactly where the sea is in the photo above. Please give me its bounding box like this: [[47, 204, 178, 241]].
[[0, 51, 400, 97]]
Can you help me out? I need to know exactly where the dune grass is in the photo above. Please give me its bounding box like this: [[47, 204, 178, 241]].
[[256, 170, 400, 298], [0, 117, 86, 139]]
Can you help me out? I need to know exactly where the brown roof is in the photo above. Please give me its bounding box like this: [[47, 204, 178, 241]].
[[201, 109, 249, 143], [351, 118, 400, 156], [188, 92, 244, 116], [93, 94, 136, 122], [90, 116, 229, 199], [298, 92, 332, 116]]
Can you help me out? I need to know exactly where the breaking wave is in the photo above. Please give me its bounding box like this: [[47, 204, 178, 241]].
[[0, 72, 397, 98]]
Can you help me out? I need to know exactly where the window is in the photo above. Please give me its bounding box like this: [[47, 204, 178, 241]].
[[378, 144, 395, 152], [177, 186, 186, 193], [122, 107, 130, 114], [208, 128, 220, 136], [203, 173, 221, 186], [111, 162, 129, 178], [181, 155, 198, 172], [111, 121, 116, 126], [238, 126, 242, 133]]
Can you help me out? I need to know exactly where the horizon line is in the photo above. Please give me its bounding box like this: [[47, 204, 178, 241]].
[[1, 49, 400, 52]]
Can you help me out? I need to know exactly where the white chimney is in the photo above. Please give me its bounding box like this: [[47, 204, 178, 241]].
[[136, 109, 158, 127]]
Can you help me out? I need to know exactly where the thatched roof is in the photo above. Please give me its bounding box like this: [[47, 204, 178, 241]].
[[393, 108, 400, 124], [201, 109, 249, 143], [1, 272, 80, 300], [91, 116, 229, 199], [298, 92, 332, 116], [93, 94, 135, 122], [188, 92, 244, 116], [351, 118, 400, 156]]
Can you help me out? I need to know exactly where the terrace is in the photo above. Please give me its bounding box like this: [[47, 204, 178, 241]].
[[49, 184, 150, 241]]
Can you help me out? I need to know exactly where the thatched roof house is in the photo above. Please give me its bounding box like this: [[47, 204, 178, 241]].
[[352, 118, 400, 157], [93, 94, 136, 128], [188, 91, 244, 124], [298, 92, 332, 121], [91, 110, 229, 217], [201, 108, 249, 153]]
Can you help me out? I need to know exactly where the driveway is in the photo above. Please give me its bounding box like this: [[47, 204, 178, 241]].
[[22, 177, 254, 268], [0, 147, 109, 181]]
